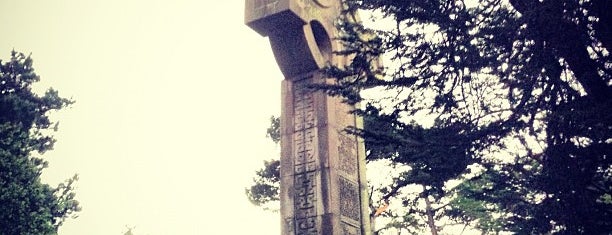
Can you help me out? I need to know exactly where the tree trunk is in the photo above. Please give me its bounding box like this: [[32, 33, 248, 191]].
[[508, 0, 612, 102], [423, 186, 438, 235]]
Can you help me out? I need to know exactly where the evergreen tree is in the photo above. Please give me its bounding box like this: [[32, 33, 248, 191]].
[[325, 0, 611, 233], [246, 116, 281, 212], [248, 0, 611, 233], [0, 51, 80, 235]]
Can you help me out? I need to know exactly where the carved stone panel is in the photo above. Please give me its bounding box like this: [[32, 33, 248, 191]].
[[338, 133, 358, 178], [339, 177, 361, 222], [293, 82, 315, 131], [334, 98, 355, 130], [293, 78, 319, 235]]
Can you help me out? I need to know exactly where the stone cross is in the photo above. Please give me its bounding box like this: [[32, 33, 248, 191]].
[[245, 1, 372, 235]]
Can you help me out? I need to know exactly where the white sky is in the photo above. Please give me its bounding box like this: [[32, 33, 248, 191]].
[[0, 1, 282, 234]]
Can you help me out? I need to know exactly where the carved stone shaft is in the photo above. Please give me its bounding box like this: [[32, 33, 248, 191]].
[[245, 1, 371, 234]]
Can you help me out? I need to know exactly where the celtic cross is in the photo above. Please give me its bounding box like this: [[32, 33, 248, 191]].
[[245, 1, 372, 234]]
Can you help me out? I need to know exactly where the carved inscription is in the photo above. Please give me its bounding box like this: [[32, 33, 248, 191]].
[[293, 78, 318, 235], [339, 177, 361, 222], [338, 133, 357, 177]]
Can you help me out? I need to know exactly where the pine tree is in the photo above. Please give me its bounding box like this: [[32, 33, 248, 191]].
[[0, 51, 80, 235], [324, 0, 611, 233]]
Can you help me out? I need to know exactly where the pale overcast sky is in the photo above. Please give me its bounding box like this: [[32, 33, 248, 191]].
[[1, 1, 282, 234]]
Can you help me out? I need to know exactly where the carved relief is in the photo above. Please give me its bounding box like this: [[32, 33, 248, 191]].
[[294, 129, 315, 166], [247, 0, 370, 233], [296, 218, 317, 235], [339, 177, 361, 222], [335, 100, 354, 129], [293, 78, 318, 235], [293, 81, 315, 131], [338, 133, 358, 178]]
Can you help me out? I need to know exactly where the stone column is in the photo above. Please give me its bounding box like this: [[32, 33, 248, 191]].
[[245, 1, 371, 234]]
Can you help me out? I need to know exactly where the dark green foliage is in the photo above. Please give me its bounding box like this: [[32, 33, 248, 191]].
[[324, 0, 611, 233], [532, 97, 612, 234], [358, 105, 474, 194], [245, 158, 280, 211], [447, 165, 535, 233], [0, 51, 80, 235], [246, 116, 281, 211], [265, 116, 280, 144], [246, 117, 281, 211], [248, 0, 611, 232]]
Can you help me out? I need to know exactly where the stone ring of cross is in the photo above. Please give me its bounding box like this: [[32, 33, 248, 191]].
[[303, 20, 333, 65], [274, 20, 333, 78], [245, 0, 340, 77]]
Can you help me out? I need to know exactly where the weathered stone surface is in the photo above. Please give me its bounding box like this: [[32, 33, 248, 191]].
[[245, 1, 372, 234], [245, 0, 339, 36], [245, 0, 337, 77]]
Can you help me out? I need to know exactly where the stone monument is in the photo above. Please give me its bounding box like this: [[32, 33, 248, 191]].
[[245, 1, 372, 234]]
